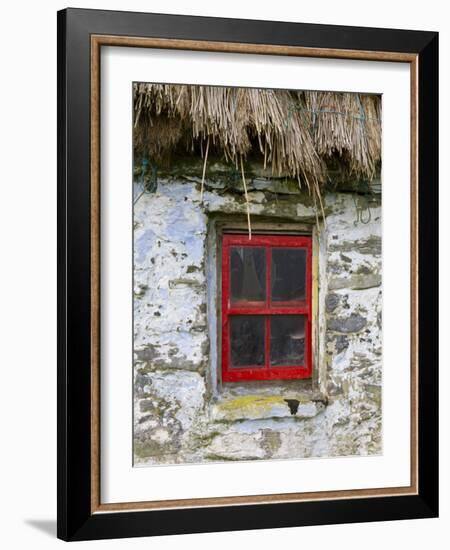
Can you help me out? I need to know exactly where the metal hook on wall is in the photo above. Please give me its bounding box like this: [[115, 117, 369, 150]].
[[134, 157, 158, 206], [353, 193, 372, 225]]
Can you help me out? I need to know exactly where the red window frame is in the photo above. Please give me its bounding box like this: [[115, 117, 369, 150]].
[[221, 234, 312, 382]]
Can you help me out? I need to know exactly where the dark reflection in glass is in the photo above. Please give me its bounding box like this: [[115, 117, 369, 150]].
[[230, 247, 266, 304], [271, 248, 306, 304], [270, 315, 305, 366], [230, 316, 265, 367]]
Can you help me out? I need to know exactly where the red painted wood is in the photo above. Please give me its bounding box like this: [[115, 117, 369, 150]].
[[227, 307, 309, 315], [223, 366, 310, 382], [265, 246, 271, 370], [221, 233, 312, 382]]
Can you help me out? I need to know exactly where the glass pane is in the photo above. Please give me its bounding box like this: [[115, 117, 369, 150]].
[[230, 247, 266, 305], [271, 248, 306, 304], [270, 315, 305, 366], [230, 316, 265, 368]]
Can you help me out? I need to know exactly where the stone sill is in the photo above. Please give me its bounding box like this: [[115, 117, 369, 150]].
[[210, 392, 327, 422]]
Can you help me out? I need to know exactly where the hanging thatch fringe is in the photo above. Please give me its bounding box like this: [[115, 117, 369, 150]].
[[133, 84, 382, 208], [200, 135, 210, 202], [240, 155, 252, 240]]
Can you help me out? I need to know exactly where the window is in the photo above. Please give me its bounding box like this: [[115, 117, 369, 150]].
[[221, 234, 312, 382]]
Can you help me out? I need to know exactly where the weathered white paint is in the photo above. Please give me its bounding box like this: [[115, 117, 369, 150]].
[[134, 178, 382, 465]]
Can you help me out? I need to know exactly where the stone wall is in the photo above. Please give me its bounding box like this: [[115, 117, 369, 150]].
[[133, 175, 382, 465]]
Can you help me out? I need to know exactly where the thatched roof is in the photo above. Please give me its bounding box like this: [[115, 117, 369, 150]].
[[133, 84, 381, 196]]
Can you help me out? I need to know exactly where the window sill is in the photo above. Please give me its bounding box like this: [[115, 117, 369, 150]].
[[210, 391, 327, 422]]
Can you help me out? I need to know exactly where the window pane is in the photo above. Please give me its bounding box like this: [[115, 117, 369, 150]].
[[230, 247, 266, 304], [270, 315, 305, 366], [230, 316, 265, 368], [271, 248, 306, 304]]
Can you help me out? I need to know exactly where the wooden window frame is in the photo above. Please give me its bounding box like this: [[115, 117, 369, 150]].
[[221, 233, 313, 382]]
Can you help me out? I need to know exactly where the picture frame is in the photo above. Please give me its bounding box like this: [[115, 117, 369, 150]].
[[57, 7, 438, 541]]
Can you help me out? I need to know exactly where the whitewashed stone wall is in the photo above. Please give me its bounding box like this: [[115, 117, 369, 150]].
[[133, 176, 382, 465]]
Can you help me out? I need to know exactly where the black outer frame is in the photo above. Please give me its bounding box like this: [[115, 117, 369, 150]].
[[57, 8, 438, 542]]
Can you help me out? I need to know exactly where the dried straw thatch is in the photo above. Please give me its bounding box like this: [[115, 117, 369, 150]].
[[134, 84, 381, 191], [134, 84, 381, 235]]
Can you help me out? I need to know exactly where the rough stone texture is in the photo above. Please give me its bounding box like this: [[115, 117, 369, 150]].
[[210, 395, 325, 422], [133, 177, 382, 465]]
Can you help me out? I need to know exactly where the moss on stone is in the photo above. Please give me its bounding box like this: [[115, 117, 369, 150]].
[[137, 364, 153, 375], [204, 454, 242, 462], [212, 394, 319, 422], [134, 439, 173, 459]]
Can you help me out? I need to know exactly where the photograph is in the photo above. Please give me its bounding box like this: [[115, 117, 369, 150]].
[[0, 0, 443, 547], [52, 6, 439, 541], [132, 83, 383, 466]]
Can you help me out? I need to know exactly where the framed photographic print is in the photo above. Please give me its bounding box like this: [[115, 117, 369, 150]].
[[57, 8, 439, 541]]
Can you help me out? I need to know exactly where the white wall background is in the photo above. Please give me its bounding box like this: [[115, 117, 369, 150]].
[[0, 1, 446, 548]]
